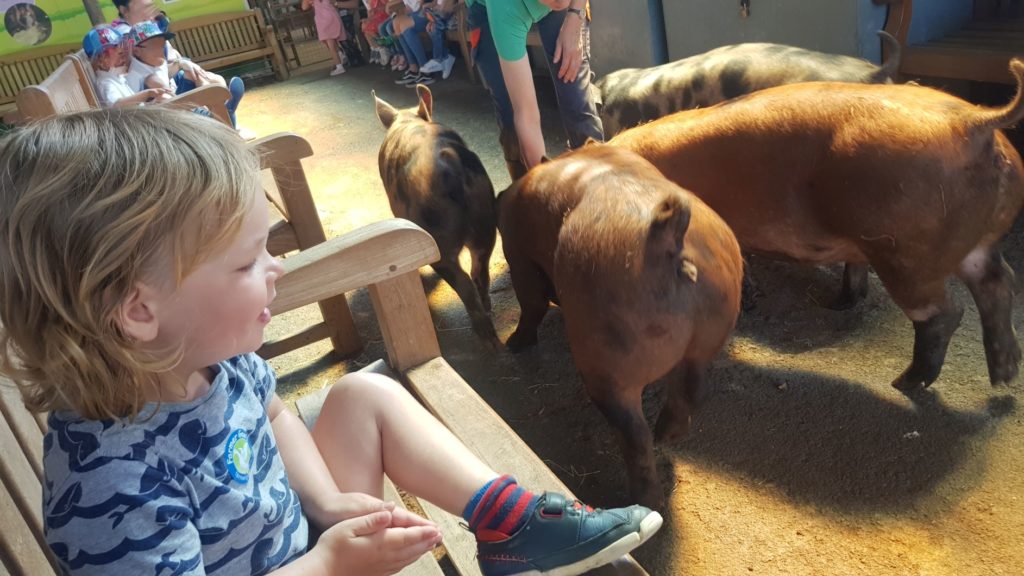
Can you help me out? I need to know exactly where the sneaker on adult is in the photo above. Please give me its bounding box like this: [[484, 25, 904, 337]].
[[464, 476, 662, 576], [440, 53, 456, 79], [330, 63, 346, 76], [404, 72, 434, 86], [395, 70, 419, 85], [441, 53, 457, 79], [419, 58, 443, 74]]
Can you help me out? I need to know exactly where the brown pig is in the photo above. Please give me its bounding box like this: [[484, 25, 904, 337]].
[[610, 61, 1024, 391], [499, 144, 743, 508], [375, 85, 499, 345]]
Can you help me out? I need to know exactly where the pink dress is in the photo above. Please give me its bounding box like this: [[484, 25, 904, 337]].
[[311, 0, 345, 42]]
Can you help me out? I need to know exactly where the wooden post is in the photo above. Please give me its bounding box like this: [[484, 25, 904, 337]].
[[270, 155, 363, 358], [369, 271, 441, 373]]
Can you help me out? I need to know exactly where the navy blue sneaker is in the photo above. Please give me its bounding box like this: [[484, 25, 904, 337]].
[[475, 492, 662, 576], [225, 76, 245, 127]]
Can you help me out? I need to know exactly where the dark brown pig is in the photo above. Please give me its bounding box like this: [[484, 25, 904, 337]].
[[610, 61, 1024, 391], [375, 85, 499, 345], [499, 144, 743, 508]]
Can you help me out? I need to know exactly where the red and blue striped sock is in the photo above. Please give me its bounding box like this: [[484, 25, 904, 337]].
[[462, 475, 540, 542]]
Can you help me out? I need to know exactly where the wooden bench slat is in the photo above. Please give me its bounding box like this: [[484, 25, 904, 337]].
[[0, 384, 44, 483], [0, 407, 49, 568]]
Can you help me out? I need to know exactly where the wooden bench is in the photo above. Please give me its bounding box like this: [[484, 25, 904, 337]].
[[880, 0, 1024, 84], [172, 10, 289, 81], [0, 215, 648, 575], [16, 54, 233, 126], [0, 43, 77, 120]]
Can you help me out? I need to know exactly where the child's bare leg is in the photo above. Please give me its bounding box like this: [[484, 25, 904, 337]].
[[311, 372, 496, 516], [325, 38, 342, 67]]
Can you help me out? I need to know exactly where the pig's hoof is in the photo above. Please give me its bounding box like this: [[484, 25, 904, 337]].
[[505, 330, 537, 352], [654, 414, 691, 445], [988, 341, 1022, 385], [892, 366, 936, 392], [827, 291, 862, 311]]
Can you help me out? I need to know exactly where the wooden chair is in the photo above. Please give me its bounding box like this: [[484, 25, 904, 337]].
[[253, 133, 361, 359], [16, 56, 233, 126], [172, 10, 289, 81], [879, 0, 1024, 85], [0, 215, 650, 575]]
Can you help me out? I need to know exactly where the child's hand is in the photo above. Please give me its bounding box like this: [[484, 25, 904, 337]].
[[311, 510, 442, 576], [310, 492, 436, 532], [142, 88, 173, 103]]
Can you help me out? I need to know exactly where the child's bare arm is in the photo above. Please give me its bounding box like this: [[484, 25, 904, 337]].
[[111, 88, 173, 107]]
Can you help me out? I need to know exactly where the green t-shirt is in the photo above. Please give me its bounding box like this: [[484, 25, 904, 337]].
[[467, 0, 551, 61]]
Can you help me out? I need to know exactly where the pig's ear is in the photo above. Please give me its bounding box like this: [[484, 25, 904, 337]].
[[539, 155, 552, 164], [582, 137, 601, 147], [373, 90, 399, 128], [416, 85, 433, 121]]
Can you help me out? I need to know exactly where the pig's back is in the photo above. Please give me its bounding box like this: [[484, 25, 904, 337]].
[[597, 43, 889, 136]]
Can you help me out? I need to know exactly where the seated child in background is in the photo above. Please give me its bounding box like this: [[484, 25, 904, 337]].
[[419, 0, 457, 79], [83, 25, 171, 108], [0, 107, 663, 576], [126, 20, 246, 127]]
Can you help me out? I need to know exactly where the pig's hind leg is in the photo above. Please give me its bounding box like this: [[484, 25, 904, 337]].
[[830, 262, 870, 310], [654, 360, 706, 444], [876, 266, 964, 391], [586, 372, 665, 510], [505, 256, 554, 351], [467, 220, 497, 312], [959, 247, 1022, 385], [431, 258, 500, 347]]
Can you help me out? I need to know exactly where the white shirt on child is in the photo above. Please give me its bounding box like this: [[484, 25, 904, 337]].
[[94, 69, 137, 108], [404, 0, 422, 11], [125, 56, 175, 93]]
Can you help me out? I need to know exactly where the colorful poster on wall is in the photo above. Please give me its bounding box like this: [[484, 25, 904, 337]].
[[1, 0, 247, 58]]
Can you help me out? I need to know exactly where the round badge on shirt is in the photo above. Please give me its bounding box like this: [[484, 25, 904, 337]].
[[225, 429, 253, 483]]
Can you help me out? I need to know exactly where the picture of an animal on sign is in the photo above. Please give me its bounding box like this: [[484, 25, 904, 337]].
[[373, 85, 500, 346]]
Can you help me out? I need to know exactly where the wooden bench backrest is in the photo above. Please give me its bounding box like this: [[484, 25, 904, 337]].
[[15, 58, 95, 121], [173, 11, 270, 65], [0, 43, 78, 107], [0, 378, 58, 575], [66, 50, 102, 107]]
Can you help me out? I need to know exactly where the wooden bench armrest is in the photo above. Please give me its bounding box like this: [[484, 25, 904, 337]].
[[271, 219, 441, 370], [163, 85, 231, 125], [271, 219, 439, 314]]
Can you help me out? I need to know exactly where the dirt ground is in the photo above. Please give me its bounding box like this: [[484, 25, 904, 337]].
[[244, 62, 1023, 576]]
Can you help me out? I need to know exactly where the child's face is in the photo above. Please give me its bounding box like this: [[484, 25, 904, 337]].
[[145, 186, 283, 369], [95, 47, 126, 71], [133, 37, 166, 66]]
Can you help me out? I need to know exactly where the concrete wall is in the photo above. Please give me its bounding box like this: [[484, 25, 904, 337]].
[[590, 0, 975, 77], [589, 0, 656, 76], [661, 0, 859, 59]]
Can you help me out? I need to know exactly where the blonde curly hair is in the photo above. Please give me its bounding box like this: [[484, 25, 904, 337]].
[[0, 108, 260, 420]]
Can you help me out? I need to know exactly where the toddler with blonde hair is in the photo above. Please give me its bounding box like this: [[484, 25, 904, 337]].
[[0, 108, 660, 576]]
